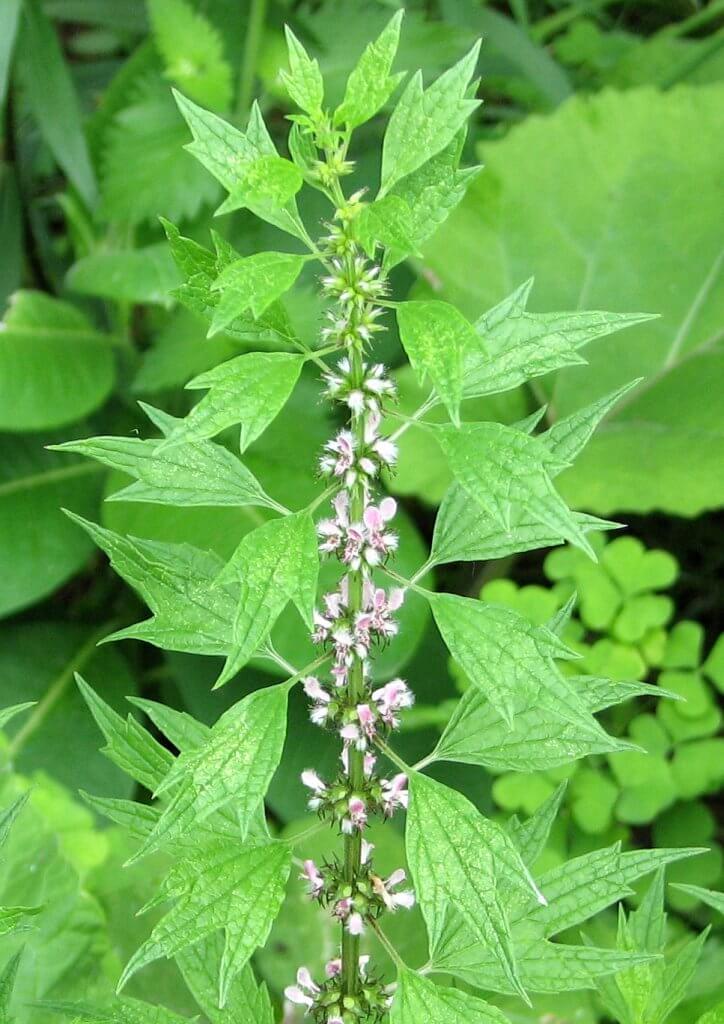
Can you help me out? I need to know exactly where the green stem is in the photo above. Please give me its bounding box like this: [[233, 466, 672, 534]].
[[375, 738, 412, 775], [369, 918, 407, 970], [237, 0, 267, 118], [7, 623, 112, 759]]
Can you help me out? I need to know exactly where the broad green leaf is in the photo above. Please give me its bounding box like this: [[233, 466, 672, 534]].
[[118, 838, 292, 1008], [429, 481, 617, 567], [133, 685, 288, 859], [335, 10, 404, 128], [51, 432, 276, 509], [66, 245, 181, 306], [670, 884, 724, 914], [281, 27, 324, 116], [68, 515, 236, 657], [462, 287, 655, 400], [386, 129, 480, 269], [355, 196, 418, 262], [391, 967, 509, 1024], [132, 309, 237, 394], [542, 380, 641, 466], [430, 592, 607, 738], [37, 997, 191, 1024], [17, 0, 97, 206], [216, 512, 319, 686], [379, 41, 481, 197], [423, 85, 724, 516], [435, 421, 594, 556], [647, 930, 708, 1024], [209, 253, 307, 337], [0, 292, 114, 431], [406, 772, 533, 1000], [528, 845, 706, 937], [0, 434, 103, 618], [148, 0, 232, 110], [158, 352, 305, 453], [177, 933, 274, 1024], [0, 0, 21, 108], [396, 301, 482, 425], [217, 155, 303, 217], [102, 75, 219, 225], [432, 676, 631, 772]]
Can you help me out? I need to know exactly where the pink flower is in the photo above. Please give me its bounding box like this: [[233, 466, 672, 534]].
[[381, 773, 409, 817], [325, 958, 342, 978], [333, 897, 352, 920], [361, 839, 375, 864], [284, 966, 319, 1010], [301, 769, 327, 810], [301, 859, 324, 899], [357, 703, 377, 742], [373, 678, 414, 728], [346, 912, 365, 935], [373, 868, 416, 912]]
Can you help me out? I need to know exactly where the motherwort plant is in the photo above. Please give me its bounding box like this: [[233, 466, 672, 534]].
[[55, 15, 705, 1024]]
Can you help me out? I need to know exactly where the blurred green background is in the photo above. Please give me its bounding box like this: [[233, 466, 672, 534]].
[[0, 0, 722, 1020]]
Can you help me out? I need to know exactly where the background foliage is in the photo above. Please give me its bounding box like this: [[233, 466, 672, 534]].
[[0, 0, 722, 1021]]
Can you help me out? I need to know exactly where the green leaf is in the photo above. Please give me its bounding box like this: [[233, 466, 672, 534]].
[[432, 676, 632, 772], [209, 252, 307, 337], [386, 129, 480, 269], [281, 27, 324, 116], [670, 884, 724, 914], [391, 967, 510, 1024], [430, 592, 606, 737], [0, 950, 21, 1016], [216, 512, 319, 685], [423, 85, 724, 516], [17, 0, 97, 206], [507, 783, 568, 867], [0, 0, 21, 108], [132, 309, 237, 394], [355, 196, 418, 262], [37, 997, 191, 1024], [396, 301, 482, 425], [177, 933, 274, 1024], [0, 292, 114, 431], [66, 245, 182, 306], [148, 0, 232, 111], [435, 421, 594, 556], [380, 41, 481, 197], [218, 155, 303, 217], [158, 352, 305, 453], [102, 75, 220, 225], [406, 772, 534, 1001], [335, 10, 404, 128], [67, 515, 236, 657], [133, 684, 288, 860], [529, 845, 706, 937], [51, 431, 276, 509], [0, 434, 103, 618], [542, 381, 642, 466], [463, 284, 655, 400], [118, 838, 292, 1008], [429, 481, 616, 568]]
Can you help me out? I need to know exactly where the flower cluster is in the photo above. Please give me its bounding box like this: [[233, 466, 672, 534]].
[[323, 357, 396, 414], [318, 411, 397, 486], [284, 957, 394, 1024], [318, 493, 398, 569]]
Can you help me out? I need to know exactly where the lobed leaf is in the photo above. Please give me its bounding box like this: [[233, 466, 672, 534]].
[[335, 10, 405, 128], [209, 252, 307, 337], [391, 967, 509, 1023], [281, 27, 324, 116], [148, 0, 232, 111], [177, 933, 274, 1023]]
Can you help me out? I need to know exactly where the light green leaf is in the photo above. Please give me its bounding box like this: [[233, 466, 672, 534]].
[[158, 352, 305, 453], [118, 838, 292, 1008], [17, 0, 97, 206], [133, 684, 288, 860], [391, 967, 510, 1024], [406, 772, 532, 1001], [380, 41, 481, 197], [216, 512, 319, 686], [68, 515, 236, 657], [386, 129, 480, 269], [0, 951, 21, 1016], [507, 783, 568, 867], [148, 0, 232, 111], [281, 27, 324, 116], [542, 380, 641, 466], [0, 292, 114, 431], [132, 309, 237, 395], [670, 884, 724, 914], [177, 933, 274, 1024], [218, 155, 303, 217], [209, 252, 307, 337], [396, 301, 482, 425], [529, 845, 706, 937], [429, 481, 617, 567], [463, 287, 655, 400], [355, 195, 418, 262], [36, 997, 191, 1024], [66, 245, 181, 306], [435, 421, 594, 556], [430, 592, 606, 738], [423, 85, 724, 516], [102, 75, 220, 225], [335, 10, 405, 128], [51, 431, 276, 509]]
